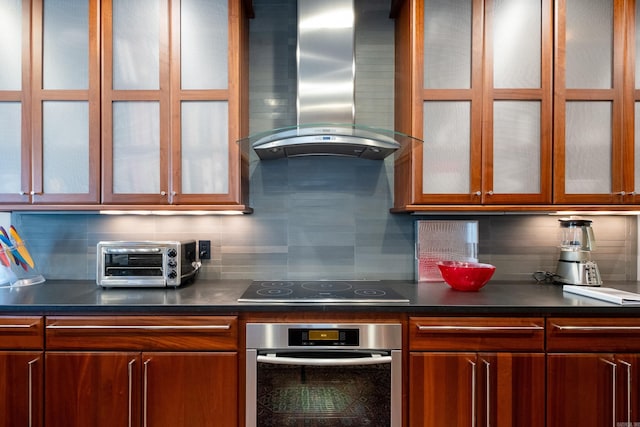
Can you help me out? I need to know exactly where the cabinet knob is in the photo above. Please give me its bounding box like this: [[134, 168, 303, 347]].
[[615, 191, 626, 196], [486, 191, 494, 196], [474, 191, 481, 196], [160, 191, 166, 196], [171, 191, 177, 196]]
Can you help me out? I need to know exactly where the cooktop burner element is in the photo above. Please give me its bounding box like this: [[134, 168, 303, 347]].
[[238, 281, 410, 303]]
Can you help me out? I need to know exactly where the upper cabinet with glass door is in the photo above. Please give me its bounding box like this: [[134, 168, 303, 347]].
[[553, 0, 626, 204], [102, 0, 250, 209], [393, 0, 552, 211], [0, 0, 100, 205]]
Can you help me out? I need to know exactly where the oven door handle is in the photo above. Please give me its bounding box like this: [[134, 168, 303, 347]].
[[256, 354, 392, 366]]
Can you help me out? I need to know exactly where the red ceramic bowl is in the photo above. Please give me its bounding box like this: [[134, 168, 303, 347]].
[[436, 261, 496, 291]]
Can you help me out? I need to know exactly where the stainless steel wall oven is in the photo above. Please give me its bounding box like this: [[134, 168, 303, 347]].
[[245, 323, 402, 427]]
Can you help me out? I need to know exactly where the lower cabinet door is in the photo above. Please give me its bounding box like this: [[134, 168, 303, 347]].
[[0, 352, 43, 427], [143, 352, 238, 427], [410, 352, 476, 427], [547, 353, 640, 427], [410, 352, 545, 427], [45, 352, 141, 427]]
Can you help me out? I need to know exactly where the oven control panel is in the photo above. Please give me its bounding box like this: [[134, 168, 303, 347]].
[[288, 328, 359, 346]]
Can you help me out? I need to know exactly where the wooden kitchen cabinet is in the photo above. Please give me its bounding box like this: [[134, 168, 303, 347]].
[[408, 317, 545, 427], [393, 0, 553, 211], [552, 0, 637, 204], [546, 317, 640, 427], [0, 0, 100, 205], [1, 0, 250, 211], [0, 316, 44, 427], [100, 0, 250, 210], [44, 315, 238, 427]]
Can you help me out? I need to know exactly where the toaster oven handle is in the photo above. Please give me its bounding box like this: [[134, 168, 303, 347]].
[[256, 353, 391, 366], [104, 248, 163, 253]]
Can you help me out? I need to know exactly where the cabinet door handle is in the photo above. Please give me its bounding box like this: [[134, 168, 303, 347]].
[[483, 359, 491, 427], [552, 325, 640, 332], [143, 359, 151, 427], [468, 359, 477, 427], [28, 358, 39, 427], [416, 325, 543, 332], [602, 359, 616, 427], [619, 360, 632, 426], [128, 359, 135, 427], [0, 323, 39, 329]]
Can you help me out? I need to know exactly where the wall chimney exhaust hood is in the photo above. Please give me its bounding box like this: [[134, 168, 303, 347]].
[[242, 0, 421, 160]]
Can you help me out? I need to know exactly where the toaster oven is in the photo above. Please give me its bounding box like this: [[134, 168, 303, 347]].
[[96, 241, 199, 288]]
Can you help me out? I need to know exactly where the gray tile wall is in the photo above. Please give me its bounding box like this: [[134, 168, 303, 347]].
[[6, 0, 639, 285]]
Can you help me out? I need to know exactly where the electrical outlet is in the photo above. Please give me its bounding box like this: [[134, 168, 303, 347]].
[[198, 240, 211, 260]]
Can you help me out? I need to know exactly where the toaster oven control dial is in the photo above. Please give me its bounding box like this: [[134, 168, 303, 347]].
[[168, 259, 177, 268], [167, 248, 178, 258], [168, 270, 177, 279]]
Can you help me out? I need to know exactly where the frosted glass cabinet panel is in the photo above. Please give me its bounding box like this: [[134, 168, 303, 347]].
[[422, 102, 471, 194], [181, 0, 228, 90], [112, 0, 164, 90], [423, 0, 472, 89], [565, 102, 612, 194], [565, 0, 613, 89], [181, 102, 229, 194], [43, 0, 89, 90], [493, 0, 540, 88], [493, 102, 541, 193], [0, 103, 22, 194], [112, 102, 161, 194], [42, 102, 89, 193], [0, 0, 22, 90]]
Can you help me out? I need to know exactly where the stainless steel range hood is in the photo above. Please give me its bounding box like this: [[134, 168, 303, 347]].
[[245, 0, 420, 160]]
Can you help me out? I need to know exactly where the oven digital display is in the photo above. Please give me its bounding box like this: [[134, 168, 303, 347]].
[[288, 328, 359, 346], [308, 330, 339, 341]]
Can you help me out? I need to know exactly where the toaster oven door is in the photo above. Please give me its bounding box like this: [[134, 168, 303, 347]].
[[100, 249, 166, 287]]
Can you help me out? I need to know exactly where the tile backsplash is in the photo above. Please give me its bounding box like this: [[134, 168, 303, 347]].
[[9, 211, 638, 283]]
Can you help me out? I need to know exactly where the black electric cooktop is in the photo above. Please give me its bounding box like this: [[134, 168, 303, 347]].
[[237, 280, 410, 303]]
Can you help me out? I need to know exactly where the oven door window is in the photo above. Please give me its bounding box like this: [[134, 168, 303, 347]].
[[104, 253, 163, 277], [256, 352, 391, 427]]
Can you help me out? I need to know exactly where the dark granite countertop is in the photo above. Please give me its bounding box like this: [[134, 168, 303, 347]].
[[1, 279, 640, 316]]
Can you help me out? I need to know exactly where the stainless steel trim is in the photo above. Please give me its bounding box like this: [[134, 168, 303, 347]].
[[256, 353, 392, 366], [246, 322, 402, 349], [245, 349, 258, 427]]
